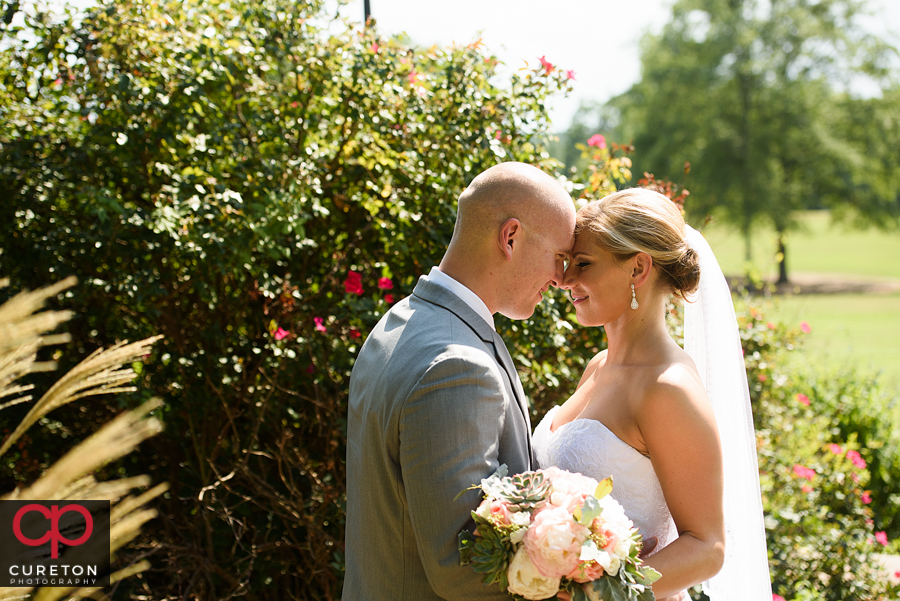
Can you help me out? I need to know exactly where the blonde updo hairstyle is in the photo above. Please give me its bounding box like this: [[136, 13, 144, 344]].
[[575, 188, 700, 299]]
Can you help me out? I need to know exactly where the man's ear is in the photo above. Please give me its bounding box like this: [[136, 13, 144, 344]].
[[498, 218, 521, 261], [631, 252, 653, 288]]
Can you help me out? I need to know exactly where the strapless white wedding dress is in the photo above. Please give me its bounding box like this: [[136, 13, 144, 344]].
[[532, 405, 677, 555]]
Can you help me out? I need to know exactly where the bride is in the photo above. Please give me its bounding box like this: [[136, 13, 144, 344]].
[[532, 188, 772, 600]]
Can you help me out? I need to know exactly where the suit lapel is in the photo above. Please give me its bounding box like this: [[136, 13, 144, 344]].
[[412, 275, 534, 470], [489, 330, 534, 469]]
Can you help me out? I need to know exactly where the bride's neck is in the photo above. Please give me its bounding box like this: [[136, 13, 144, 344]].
[[603, 297, 674, 365]]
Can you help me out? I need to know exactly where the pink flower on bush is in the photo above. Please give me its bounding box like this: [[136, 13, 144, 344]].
[[797, 393, 810, 406], [829, 443, 843, 455], [800, 321, 811, 333], [566, 69, 576, 80], [773, 595, 786, 601], [344, 270, 364, 295], [852, 472, 860, 483], [384, 293, 395, 304], [370, 41, 380, 53], [314, 317, 327, 332], [378, 277, 394, 290], [767, 322, 776, 330], [861, 491, 872, 504], [407, 70, 419, 84], [793, 464, 815, 481], [538, 55, 554, 74], [801, 484, 813, 493], [524, 505, 590, 577], [349, 328, 361, 339], [758, 374, 768, 382], [876, 531, 889, 546], [274, 327, 289, 340], [587, 134, 606, 149], [306, 364, 315, 374], [846, 449, 866, 469]]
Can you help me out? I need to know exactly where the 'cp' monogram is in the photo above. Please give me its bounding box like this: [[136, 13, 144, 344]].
[[12, 504, 94, 559]]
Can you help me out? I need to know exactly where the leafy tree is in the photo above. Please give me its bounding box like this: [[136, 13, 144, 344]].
[[0, 0, 578, 597], [596, 0, 899, 282]]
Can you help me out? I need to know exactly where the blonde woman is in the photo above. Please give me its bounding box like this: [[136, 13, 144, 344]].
[[532, 188, 771, 601]]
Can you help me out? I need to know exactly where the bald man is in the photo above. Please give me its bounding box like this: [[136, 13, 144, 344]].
[[342, 163, 576, 601]]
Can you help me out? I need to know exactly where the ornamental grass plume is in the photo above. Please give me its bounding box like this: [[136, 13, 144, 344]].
[[0, 277, 168, 601]]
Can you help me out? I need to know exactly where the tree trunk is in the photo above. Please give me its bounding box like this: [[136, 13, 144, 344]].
[[776, 232, 789, 285]]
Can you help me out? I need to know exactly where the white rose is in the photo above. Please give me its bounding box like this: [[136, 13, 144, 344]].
[[506, 546, 561, 600], [510, 510, 532, 528]]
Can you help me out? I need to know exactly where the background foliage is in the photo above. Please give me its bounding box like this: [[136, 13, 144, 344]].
[[2, 0, 899, 599], [556, 0, 900, 281]]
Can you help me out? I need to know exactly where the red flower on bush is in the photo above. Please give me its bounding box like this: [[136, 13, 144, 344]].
[[800, 321, 811, 333], [801, 484, 813, 493], [274, 327, 289, 340], [538, 55, 553, 74], [344, 270, 364, 295], [384, 294, 395, 304], [796, 393, 810, 406], [829, 443, 843, 455], [773, 595, 786, 601], [793, 464, 815, 481], [758, 374, 767, 382], [766, 322, 776, 330], [876, 531, 889, 546], [861, 491, 872, 504], [314, 317, 327, 332], [846, 449, 866, 469], [587, 134, 606, 149], [566, 69, 576, 80], [378, 277, 394, 290], [349, 328, 361, 339]]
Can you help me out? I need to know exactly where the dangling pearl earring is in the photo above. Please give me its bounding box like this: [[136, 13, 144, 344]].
[[630, 283, 639, 310]]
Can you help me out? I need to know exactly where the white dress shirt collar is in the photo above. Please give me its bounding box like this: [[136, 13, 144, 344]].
[[427, 266, 496, 331]]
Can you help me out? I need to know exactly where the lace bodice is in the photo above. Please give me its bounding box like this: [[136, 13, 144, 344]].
[[533, 406, 677, 554]]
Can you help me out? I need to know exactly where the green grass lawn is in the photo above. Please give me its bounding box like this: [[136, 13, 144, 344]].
[[753, 292, 900, 387], [700, 210, 900, 280], [699, 211, 900, 385]]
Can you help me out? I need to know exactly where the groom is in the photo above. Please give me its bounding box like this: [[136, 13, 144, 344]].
[[342, 162, 576, 600]]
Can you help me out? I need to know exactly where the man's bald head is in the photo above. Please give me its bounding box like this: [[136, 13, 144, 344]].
[[451, 162, 573, 248], [438, 162, 576, 319]]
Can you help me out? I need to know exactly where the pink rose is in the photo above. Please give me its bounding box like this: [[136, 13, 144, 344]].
[[846, 449, 866, 469], [540, 466, 597, 512], [344, 270, 364, 295], [384, 293, 395, 304], [377, 277, 393, 290], [587, 134, 606, 149], [524, 505, 590, 578], [792, 464, 815, 481], [566, 558, 606, 583]]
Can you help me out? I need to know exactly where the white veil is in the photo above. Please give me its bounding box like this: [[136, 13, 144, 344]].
[[682, 225, 772, 600]]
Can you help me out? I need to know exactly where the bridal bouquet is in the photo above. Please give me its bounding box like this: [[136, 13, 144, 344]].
[[458, 465, 660, 601]]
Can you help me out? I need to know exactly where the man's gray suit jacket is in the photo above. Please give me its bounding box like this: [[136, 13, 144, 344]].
[[342, 274, 535, 600]]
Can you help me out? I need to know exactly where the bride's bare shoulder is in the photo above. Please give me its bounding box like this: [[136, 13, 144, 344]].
[[575, 350, 608, 389]]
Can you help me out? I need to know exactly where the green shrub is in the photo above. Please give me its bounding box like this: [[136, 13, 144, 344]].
[[0, 0, 577, 597], [738, 300, 900, 599]]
